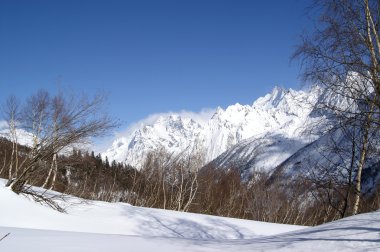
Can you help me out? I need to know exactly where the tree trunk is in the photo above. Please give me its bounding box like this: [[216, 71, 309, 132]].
[[42, 154, 55, 188], [352, 97, 375, 215], [49, 153, 58, 190], [352, 128, 369, 215]]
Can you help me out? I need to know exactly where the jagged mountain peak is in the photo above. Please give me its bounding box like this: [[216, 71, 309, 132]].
[[103, 85, 324, 169], [252, 86, 287, 109]]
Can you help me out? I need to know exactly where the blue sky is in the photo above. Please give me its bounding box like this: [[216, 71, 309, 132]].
[[0, 0, 314, 128]]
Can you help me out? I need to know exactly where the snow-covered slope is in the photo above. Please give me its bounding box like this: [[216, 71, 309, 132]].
[[209, 86, 326, 173], [0, 180, 379, 252], [0, 178, 305, 252], [209, 134, 310, 177], [104, 86, 325, 170], [271, 126, 380, 190], [0, 179, 302, 239]]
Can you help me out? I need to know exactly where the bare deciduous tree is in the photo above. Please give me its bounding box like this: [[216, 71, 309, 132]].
[[294, 0, 380, 215], [3, 90, 117, 196], [3, 96, 20, 185]]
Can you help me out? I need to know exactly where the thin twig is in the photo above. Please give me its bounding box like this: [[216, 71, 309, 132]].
[[0, 233, 10, 242]]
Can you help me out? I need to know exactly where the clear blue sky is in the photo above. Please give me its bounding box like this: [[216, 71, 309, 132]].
[[0, 0, 313, 126]]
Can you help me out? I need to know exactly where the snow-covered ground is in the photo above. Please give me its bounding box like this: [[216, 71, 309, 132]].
[[0, 179, 379, 251]]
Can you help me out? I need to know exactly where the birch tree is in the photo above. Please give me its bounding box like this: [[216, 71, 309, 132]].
[[3, 96, 20, 185], [294, 0, 380, 215], [4, 90, 117, 195]]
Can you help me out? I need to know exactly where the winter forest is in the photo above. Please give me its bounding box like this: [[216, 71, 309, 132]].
[[1, 0, 380, 251]]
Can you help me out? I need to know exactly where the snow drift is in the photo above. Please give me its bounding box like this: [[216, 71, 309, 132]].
[[0, 179, 379, 252]]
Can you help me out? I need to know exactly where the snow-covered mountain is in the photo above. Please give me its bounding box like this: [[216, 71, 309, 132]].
[[103, 115, 205, 168], [211, 80, 380, 180], [104, 85, 326, 170]]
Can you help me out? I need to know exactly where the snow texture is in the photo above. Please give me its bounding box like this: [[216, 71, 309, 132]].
[[0, 179, 303, 239], [0, 179, 379, 251]]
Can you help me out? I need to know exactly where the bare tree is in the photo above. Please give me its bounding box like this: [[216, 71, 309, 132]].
[[21, 90, 51, 188], [4, 90, 117, 196], [41, 93, 65, 189], [294, 0, 380, 215], [2, 96, 21, 185]]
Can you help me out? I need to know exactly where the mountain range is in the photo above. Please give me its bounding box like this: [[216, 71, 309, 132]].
[[103, 85, 332, 175]]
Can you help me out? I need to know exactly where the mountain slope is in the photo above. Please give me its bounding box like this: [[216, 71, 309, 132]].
[[209, 134, 309, 177], [272, 127, 380, 190], [213, 82, 380, 180]]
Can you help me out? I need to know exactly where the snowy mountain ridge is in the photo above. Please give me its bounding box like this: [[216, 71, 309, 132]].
[[104, 85, 325, 170]]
